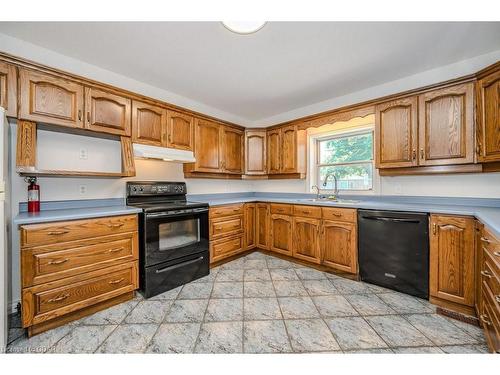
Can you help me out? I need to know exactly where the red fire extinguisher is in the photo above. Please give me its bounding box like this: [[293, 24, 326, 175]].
[[25, 177, 40, 213]]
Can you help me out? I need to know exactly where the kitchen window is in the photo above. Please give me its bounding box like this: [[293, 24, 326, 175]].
[[315, 130, 374, 191]]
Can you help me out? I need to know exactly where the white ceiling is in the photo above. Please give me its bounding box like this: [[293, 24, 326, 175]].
[[0, 22, 499, 125]]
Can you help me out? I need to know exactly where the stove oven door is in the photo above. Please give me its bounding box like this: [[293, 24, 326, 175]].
[[144, 209, 209, 266]]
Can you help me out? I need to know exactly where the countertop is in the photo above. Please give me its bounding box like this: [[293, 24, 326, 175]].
[[14, 204, 142, 225], [193, 195, 500, 238]]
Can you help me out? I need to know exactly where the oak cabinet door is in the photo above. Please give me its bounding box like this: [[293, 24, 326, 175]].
[[267, 129, 281, 174], [293, 217, 320, 264], [131, 100, 166, 147], [245, 130, 267, 175], [375, 97, 418, 168], [0, 61, 17, 117], [85, 87, 131, 136], [194, 118, 223, 172], [167, 110, 194, 151], [321, 220, 358, 274], [222, 126, 244, 174], [477, 69, 500, 163], [256, 203, 270, 250], [418, 83, 474, 166], [281, 125, 297, 173], [244, 203, 257, 249], [270, 214, 293, 256], [429, 214, 475, 307], [19, 69, 84, 129]]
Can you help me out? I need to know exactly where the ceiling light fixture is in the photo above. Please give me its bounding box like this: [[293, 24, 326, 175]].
[[221, 21, 266, 35]]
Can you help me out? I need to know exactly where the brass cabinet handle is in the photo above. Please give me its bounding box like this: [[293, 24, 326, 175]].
[[480, 314, 492, 326], [47, 230, 69, 236], [108, 247, 124, 253], [47, 294, 70, 303], [481, 270, 492, 278], [412, 149, 416, 160], [481, 237, 492, 244], [107, 223, 124, 228], [432, 223, 437, 235], [48, 258, 69, 265], [87, 111, 91, 124], [331, 212, 342, 217], [78, 110, 82, 121], [109, 278, 125, 285], [420, 149, 424, 159]]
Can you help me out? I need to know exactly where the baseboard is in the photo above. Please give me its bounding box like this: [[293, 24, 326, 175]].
[[8, 300, 20, 315]]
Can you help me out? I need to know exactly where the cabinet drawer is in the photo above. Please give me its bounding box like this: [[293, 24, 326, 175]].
[[20, 215, 138, 247], [22, 262, 138, 327], [482, 250, 500, 306], [22, 232, 138, 287], [210, 235, 244, 262], [270, 204, 293, 215], [322, 207, 356, 222], [293, 205, 322, 219], [481, 283, 500, 352], [210, 204, 243, 218], [481, 228, 500, 267], [210, 216, 243, 239]]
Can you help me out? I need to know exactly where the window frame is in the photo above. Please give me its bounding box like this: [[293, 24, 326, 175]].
[[314, 128, 375, 192]]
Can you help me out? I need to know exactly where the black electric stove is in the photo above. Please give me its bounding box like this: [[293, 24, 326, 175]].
[[126, 181, 209, 298]]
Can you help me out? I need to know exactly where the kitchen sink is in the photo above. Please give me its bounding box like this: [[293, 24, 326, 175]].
[[297, 198, 361, 204]]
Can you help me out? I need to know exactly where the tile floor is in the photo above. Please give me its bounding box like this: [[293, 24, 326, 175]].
[[6, 252, 490, 354]]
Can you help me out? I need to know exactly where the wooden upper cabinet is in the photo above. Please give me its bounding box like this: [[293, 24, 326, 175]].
[[166, 110, 194, 151], [430, 214, 475, 307], [476, 68, 500, 163], [193, 118, 223, 172], [245, 130, 267, 175], [281, 125, 298, 173], [222, 126, 244, 174], [270, 214, 293, 256], [19, 69, 84, 129], [256, 203, 270, 250], [418, 83, 474, 166], [0, 61, 17, 117], [375, 97, 418, 168], [84, 87, 131, 136], [293, 217, 320, 264], [267, 129, 281, 174], [131, 100, 166, 147], [321, 220, 358, 274]]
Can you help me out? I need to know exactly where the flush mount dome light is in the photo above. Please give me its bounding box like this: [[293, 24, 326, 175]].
[[222, 21, 266, 35]]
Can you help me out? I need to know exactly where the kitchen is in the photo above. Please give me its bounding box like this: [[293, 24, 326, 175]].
[[0, 13, 499, 371]]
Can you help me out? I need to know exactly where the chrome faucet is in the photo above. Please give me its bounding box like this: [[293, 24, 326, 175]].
[[323, 172, 339, 200]]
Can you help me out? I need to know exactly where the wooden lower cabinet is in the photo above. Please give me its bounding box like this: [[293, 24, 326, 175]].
[[293, 216, 320, 264], [20, 215, 139, 336], [256, 203, 270, 250], [429, 214, 475, 312], [244, 203, 256, 249], [321, 220, 358, 274], [209, 203, 245, 263], [270, 214, 293, 256], [210, 235, 244, 263]]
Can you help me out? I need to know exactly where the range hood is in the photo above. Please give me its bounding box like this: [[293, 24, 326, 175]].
[[133, 143, 196, 163]]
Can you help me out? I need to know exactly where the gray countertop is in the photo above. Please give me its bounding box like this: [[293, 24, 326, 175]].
[[14, 205, 142, 225], [194, 195, 500, 238]]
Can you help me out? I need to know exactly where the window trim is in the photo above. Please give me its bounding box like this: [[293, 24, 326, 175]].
[[312, 127, 375, 193]]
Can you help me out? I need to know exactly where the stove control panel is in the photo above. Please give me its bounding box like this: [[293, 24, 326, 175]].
[[127, 182, 186, 196]]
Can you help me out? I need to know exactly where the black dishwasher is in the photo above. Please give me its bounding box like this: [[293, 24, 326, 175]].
[[358, 209, 429, 299]]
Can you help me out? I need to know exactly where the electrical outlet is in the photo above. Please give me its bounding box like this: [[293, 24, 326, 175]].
[[79, 185, 87, 195], [79, 148, 88, 160]]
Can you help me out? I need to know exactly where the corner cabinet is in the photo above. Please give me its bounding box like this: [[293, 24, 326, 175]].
[[476, 66, 500, 163], [429, 214, 475, 312], [19, 68, 85, 129], [245, 130, 267, 175], [256, 203, 270, 250], [84, 87, 132, 136], [244, 203, 256, 249], [375, 97, 418, 168], [132, 100, 166, 147]]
